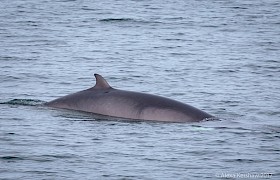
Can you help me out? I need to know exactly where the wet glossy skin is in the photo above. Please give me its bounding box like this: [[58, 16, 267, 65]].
[[45, 74, 213, 122]]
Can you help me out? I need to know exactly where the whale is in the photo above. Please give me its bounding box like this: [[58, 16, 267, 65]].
[[45, 74, 213, 122]]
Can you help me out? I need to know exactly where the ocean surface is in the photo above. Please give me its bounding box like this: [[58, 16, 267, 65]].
[[1, 0, 279, 179]]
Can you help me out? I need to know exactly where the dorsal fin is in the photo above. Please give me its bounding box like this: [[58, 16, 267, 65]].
[[93, 74, 111, 89]]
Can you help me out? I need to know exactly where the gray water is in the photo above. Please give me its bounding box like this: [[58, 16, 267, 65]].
[[1, 0, 280, 179]]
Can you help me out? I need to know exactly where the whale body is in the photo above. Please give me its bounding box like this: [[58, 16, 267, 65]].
[[45, 74, 213, 122]]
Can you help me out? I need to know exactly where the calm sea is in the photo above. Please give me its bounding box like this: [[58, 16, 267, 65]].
[[1, 0, 279, 179]]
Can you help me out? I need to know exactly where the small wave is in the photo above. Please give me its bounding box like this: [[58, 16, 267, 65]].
[[98, 18, 163, 26], [0, 99, 45, 106], [99, 18, 135, 22], [0, 156, 25, 161]]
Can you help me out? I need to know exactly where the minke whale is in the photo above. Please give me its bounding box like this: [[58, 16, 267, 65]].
[[45, 74, 213, 122]]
